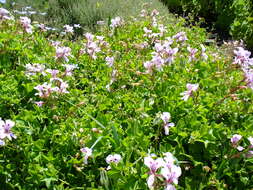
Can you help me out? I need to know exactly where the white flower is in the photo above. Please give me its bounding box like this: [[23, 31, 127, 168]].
[[64, 25, 74, 33]]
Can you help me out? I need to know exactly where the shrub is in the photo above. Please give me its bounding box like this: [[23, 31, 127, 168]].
[[1, 5, 253, 190], [161, 0, 253, 50]]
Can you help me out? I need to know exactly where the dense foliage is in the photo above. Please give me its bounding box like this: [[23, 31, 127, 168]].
[[161, 0, 253, 50], [1, 5, 253, 190]]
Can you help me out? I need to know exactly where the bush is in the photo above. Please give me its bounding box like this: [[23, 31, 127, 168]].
[[1, 6, 253, 189], [161, 0, 253, 50]]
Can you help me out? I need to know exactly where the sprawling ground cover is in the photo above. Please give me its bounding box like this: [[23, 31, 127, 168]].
[[1, 7, 253, 190]]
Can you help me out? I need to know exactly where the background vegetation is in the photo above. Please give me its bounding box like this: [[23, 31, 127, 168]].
[[161, 0, 253, 50], [1, 0, 253, 189], [3, 0, 170, 32]]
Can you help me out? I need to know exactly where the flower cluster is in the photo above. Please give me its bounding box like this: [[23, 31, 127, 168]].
[[160, 112, 175, 135], [233, 47, 253, 90], [143, 27, 160, 41], [143, 38, 179, 73], [172, 32, 187, 43], [20, 16, 33, 33], [55, 46, 72, 62], [110, 16, 123, 29], [144, 152, 181, 190], [230, 134, 253, 157], [31, 63, 77, 106], [81, 33, 109, 60], [34, 81, 68, 99], [25, 63, 46, 76], [0, 7, 13, 20], [0, 118, 16, 146], [180, 83, 199, 101]]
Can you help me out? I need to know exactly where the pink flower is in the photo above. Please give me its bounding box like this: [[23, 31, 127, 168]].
[[105, 56, 114, 67], [0, 8, 13, 20], [230, 134, 246, 151], [165, 47, 178, 64], [147, 174, 155, 189], [85, 33, 94, 41], [164, 123, 175, 135], [55, 46, 72, 62], [244, 69, 253, 90], [25, 63, 46, 76], [180, 83, 199, 101], [163, 152, 176, 169], [140, 9, 147, 17], [144, 156, 164, 174], [233, 47, 251, 65], [63, 64, 78, 76], [165, 184, 176, 190], [151, 9, 159, 17], [161, 112, 171, 124], [80, 147, 92, 164], [46, 69, 59, 79], [161, 164, 182, 185], [231, 134, 242, 145], [0, 119, 16, 141], [110, 17, 123, 29], [106, 154, 122, 164], [58, 81, 69, 94], [237, 146, 245, 151], [51, 41, 61, 48], [35, 101, 44, 107], [187, 47, 198, 62], [85, 41, 101, 60], [160, 112, 175, 135], [144, 152, 181, 190], [20, 16, 33, 33], [172, 32, 187, 42], [34, 83, 59, 98], [144, 156, 165, 189]]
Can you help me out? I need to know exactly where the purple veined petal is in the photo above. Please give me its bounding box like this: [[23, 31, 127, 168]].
[[161, 112, 171, 124], [230, 134, 242, 144], [237, 146, 245, 151], [147, 174, 155, 189], [164, 125, 170, 135], [165, 184, 176, 190]]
